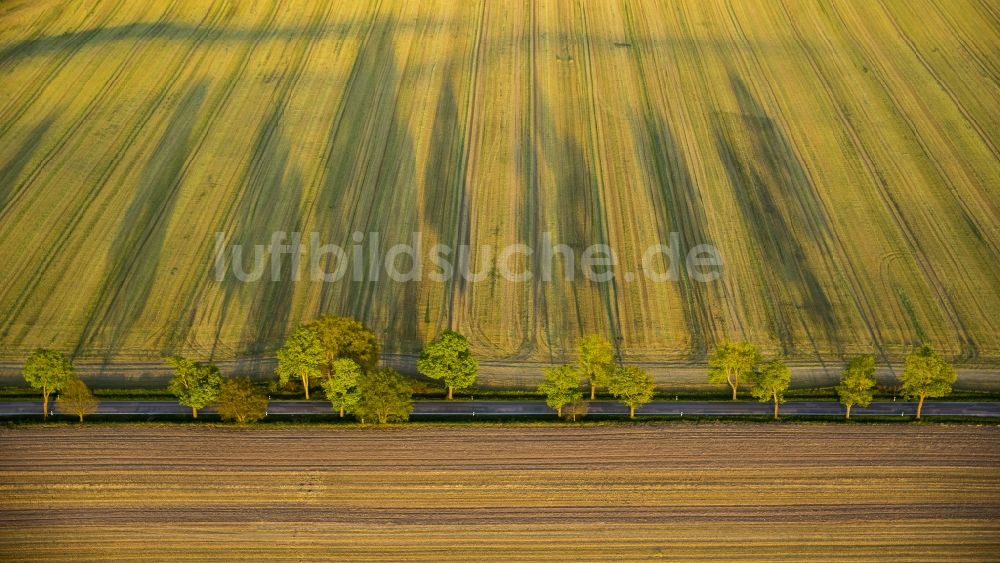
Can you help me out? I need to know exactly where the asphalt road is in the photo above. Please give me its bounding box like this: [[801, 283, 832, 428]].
[[2, 400, 998, 417]]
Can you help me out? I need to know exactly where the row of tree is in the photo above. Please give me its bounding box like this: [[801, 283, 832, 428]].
[[170, 355, 415, 425], [19, 349, 274, 423], [270, 316, 468, 421], [538, 335, 655, 418], [16, 319, 959, 422], [536, 335, 792, 419], [708, 341, 957, 418], [21, 349, 95, 421], [15, 316, 428, 423]]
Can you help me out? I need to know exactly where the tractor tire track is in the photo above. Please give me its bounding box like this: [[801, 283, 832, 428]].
[[0, 0, 130, 140], [783, 1, 974, 357], [99, 1, 287, 356], [0, 0, 195, 335], [578, 2, 625, 362], [449, 0, 486, 333], [825, 1, 982, 357]]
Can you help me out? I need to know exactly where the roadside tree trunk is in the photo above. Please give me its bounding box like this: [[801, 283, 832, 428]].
[[339, 406, 345, 417], [557, 406, 562, 417], [302, 373, 310, 400], [591, 383, 596, 401], [773, 397, 779, 419], [78, 413, 84, 422], [448, 386, 453, 400], [629, 405, 635, 419], [916, 394, 925, 419], [845, 404, 852, 419], [42, 389, 50, 419], [729, 374, 738, 401], [192, 407, 198, 419]]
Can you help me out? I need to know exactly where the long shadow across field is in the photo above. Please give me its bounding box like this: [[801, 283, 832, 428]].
[[75, 81, 208, 360], [423, 75, 470, 332], [210, 105, 303, 362], [0, 20, 362, 68], [632, 110, 715, 358], [530, 95, 620, 360], [313, 16, 419, 354], [0, 116, 56, 213], [712, 74, 839, 356]]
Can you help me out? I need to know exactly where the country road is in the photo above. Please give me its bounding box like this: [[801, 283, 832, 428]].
[[3, 361, 1000, 390], [2, 400, 999, 417]]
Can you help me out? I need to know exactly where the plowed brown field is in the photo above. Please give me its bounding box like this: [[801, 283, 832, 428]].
[[1, 424, 999, 560]]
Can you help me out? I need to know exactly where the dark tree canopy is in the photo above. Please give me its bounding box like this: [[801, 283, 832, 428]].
[[309, 316, 380, 371], [216, 377, 268, 424], [56, 378, 98, 422]]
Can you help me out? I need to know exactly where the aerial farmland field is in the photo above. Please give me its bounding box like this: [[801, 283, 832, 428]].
[[0, 0, 998, 376], [1, 424, 998, 560]]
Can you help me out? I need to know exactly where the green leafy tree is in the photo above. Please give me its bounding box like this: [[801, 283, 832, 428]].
[[216, 377, 268, 424], [539, 365, 583, 417], [837, 355, 877, 419], [22, 348, 75, 419], [276, 324, 324, 400], [355, 368, 414, 424], [56, 378, 98, 422], [417, 330, 478, 400], [707, 341, 760, 400], [608, 365, 655, 418], [900, 346, 956, 419], [751, 359, 791, 419], [310, 315, 380, 372], [166, 356, 223, 418], [322, 358, 362, 417], [578, 334, 616, 400]]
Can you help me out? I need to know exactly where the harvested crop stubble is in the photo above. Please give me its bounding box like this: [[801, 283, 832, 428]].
[[0, 0, 997, 368], [0, 424, 998, 560]]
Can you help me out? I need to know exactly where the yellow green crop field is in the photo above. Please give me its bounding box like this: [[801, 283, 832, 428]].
[[2, 424, 999, 560], [0, 0, 998, 365]]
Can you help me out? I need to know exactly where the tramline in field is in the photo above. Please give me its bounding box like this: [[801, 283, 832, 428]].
[[0, 0, 997, 373]]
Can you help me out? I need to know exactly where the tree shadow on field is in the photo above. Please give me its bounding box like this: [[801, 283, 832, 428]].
[[313, 16, 419, 354], [0, 115, 56, 213], [631, 110, 715, 358], [711, 73, 838, 356], [423, 74, 470, 331], [211, 105, 303, 364], [0, 18, 453, 68], [534, 96, 620, 359], [76, 81, 209, 360]]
